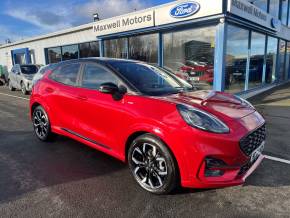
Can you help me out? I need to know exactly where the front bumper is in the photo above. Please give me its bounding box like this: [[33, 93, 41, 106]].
[[168, 111, 266, 189]]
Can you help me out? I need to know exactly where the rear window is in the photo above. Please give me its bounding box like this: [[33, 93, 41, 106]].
[[21, 65, 38, 74], [50, 63, 80, 86]]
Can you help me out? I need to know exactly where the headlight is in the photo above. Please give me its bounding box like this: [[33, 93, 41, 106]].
[[235, 95, 254, 109], [177, 104, 230, 133]]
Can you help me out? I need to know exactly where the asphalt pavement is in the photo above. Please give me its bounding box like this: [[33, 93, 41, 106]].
[[0, 84, 290, 218]]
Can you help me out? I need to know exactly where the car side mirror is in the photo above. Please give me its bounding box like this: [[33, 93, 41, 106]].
[[99, 83, 127, 101], [99, 82, 119, 94]]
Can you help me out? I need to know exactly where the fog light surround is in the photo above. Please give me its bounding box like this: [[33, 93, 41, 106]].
[[205, 157, 227, 177]]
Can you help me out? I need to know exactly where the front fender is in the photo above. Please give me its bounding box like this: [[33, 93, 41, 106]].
[[123, 122, 191, 183]]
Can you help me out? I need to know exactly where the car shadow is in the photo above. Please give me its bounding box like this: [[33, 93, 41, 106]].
[[0, 130, 127, 204]]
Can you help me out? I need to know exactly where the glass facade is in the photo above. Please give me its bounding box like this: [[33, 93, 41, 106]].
[[278, 39, 286, 81], [288, 3, 290, 27], [42, 5, 290, 94], [46, 41, 100, 64], [129, 34, 158, 63], [163, 26, 215, 90], [225, 25, 249, 93], [269, 0, 280, 18], [79, 41, 100, 58], [248, 32, 266, 89], [265, 36, 278, 84], [281, 0, 289, 25], [47, 47, 62, 64], [285, 42, 290, 80], [104, 38, 127, 58], [62, 44, 79, 61]]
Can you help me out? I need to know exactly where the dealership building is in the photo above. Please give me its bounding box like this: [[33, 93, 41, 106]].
[[0, 0, 290, 95]]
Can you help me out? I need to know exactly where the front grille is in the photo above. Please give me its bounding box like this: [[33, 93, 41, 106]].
[[239, 125, 266, 156]]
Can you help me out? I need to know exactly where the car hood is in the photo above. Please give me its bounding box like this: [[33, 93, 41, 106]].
[[156, 90, 256, 120]]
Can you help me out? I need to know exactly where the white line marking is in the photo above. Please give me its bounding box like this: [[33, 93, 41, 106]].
[[265, 155, 290, 165], [0, 92, 29, 101]]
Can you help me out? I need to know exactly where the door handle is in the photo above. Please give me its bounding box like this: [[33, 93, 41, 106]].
[[45, 87, 54, 93], [76, 95, 87, 101]]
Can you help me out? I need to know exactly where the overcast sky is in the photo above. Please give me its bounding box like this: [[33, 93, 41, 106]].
[[0, 0, 173, 43]]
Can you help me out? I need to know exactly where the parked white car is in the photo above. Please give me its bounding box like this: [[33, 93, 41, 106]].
[[8, 64, 41, 95]]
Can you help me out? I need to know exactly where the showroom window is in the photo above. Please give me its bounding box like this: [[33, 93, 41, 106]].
[[47, 47, 61, 64], [225, 25, 249, 93], [281, 0, 288, 25], [278, 39, 286, 81], [79, 41, 100, 58], [265, 36, 278, 83], [285, 42, 290, 80], [104, 38, 127, 59], [129, 34, 158, 63], [248, 31, 266, 89], [163, 26, 216, 90], [248, 0, 268, 12], [62, 44, 79, 61], [269, 0, 280, 18]]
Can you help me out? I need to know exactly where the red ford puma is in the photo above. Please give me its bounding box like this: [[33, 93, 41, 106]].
[[30, 58, 265, 194]]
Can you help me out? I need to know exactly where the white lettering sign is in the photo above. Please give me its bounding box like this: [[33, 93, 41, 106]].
[[93, 11, 154, 36]]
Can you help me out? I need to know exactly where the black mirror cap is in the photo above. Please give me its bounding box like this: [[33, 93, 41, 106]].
[[99, 82, 119, 94], [118, 85, 127, 95]]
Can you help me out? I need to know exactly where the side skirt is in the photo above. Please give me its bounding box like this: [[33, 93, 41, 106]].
[[61, 128, 111, 150]]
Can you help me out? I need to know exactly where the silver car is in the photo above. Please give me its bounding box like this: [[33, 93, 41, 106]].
[[8, 64, 41, 95]]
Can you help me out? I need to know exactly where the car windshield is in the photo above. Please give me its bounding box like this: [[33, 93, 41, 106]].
[[21, 65, 38, 74], [108, 62, 194, 96]]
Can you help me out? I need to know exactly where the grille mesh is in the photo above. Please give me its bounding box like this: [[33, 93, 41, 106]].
[[240, 125, 266, 156]]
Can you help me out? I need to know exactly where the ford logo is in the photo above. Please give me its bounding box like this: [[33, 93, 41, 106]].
[[271, 18, 281, 29], [170, 2, 200, 18]]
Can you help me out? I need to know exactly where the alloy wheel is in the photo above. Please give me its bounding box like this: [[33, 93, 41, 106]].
[[131, 142, 168, 190], [33, 109, 49, 139]]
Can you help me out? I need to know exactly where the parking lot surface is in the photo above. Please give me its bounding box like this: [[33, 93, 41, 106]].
[[0, 84, 290, 218]]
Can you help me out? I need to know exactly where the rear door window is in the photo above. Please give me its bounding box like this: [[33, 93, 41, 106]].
[[50, 63, 81, 86]]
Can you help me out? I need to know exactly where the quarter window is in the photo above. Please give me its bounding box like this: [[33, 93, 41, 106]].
[[50, 63, 80, 86], [81, 63, 119, 89]]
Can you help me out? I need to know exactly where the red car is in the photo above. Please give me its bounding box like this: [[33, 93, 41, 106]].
[[30, 58, 266, 194]]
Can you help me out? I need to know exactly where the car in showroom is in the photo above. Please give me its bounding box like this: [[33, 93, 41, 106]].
[[30, 58, 266, 194], [8, 64, 41, 94]]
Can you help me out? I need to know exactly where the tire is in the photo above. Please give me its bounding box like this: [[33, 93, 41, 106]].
[[128, 134, 179, 194], [32, 105, 54, 141], [21, 82, 28, 95], [8, 80, 15, 91]]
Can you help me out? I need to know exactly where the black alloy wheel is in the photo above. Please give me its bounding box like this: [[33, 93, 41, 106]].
[[128, 134, 178, 194], [32, 106, 54, 141]]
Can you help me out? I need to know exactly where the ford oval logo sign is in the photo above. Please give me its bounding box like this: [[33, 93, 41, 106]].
[[271, 18, 281, 29], [170, 2, 200, 18]]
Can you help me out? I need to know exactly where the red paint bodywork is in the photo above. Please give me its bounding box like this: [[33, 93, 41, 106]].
[[30, 72, 265, 189]]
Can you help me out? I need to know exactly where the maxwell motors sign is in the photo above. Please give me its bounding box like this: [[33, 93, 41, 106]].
[[93, 0, 223, 37]]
